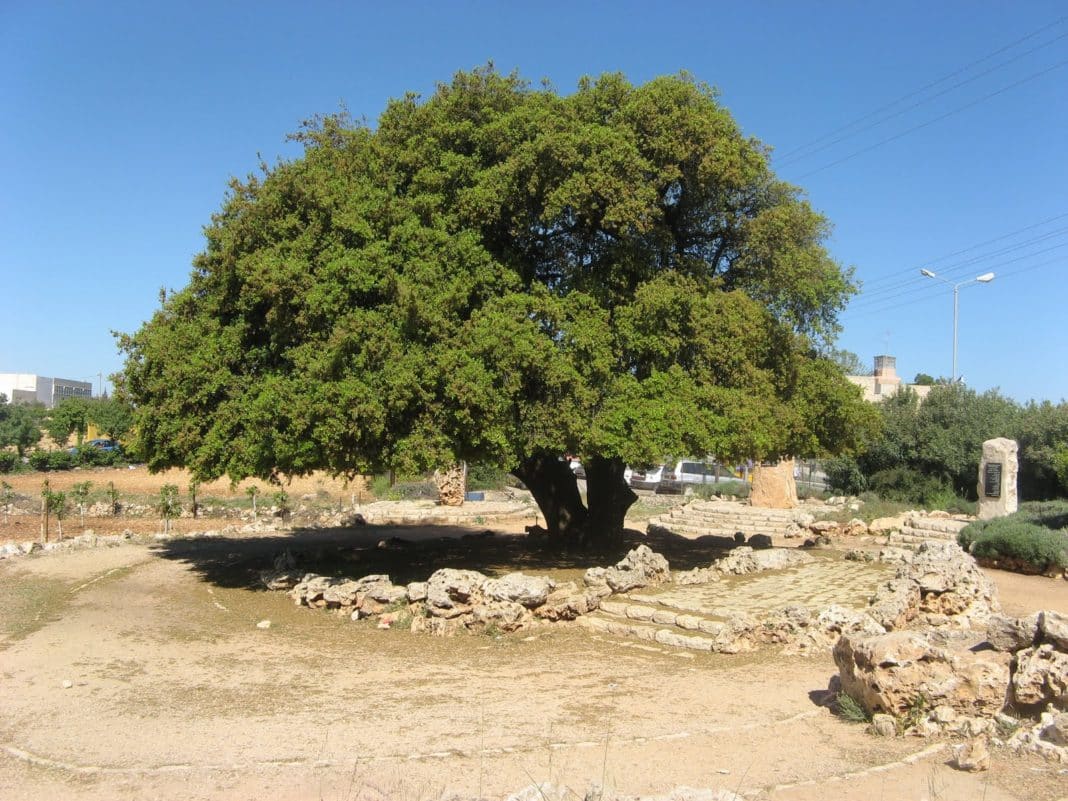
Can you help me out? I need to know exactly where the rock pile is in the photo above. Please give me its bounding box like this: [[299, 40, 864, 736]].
[[831, 545, 1068, 761], [277, 545, 678, 636]]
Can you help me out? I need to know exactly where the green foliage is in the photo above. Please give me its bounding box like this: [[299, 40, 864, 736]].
[[27, 450, 77, 472], [467, 461, 509, 491], [913, 373, 935, 386], [85, 396, 134, 441], [691, 480, 750, 500], [0, 399, 44, 456], [157, 484, 181, 522], [834, 692, 871, 723], [106, 481, 120, 515], [822, 455, 867, 495], [272, 488, 290, 518], [45, 489, 67, 519], [826, 348, 871, 376], [70, 481, 92, 504], [959, 501, 1068, 572], [46, 397, 91, 448], [0, 451, 18, 473], [119, 67, 868, 503], [1015, 400, 1068, 500]]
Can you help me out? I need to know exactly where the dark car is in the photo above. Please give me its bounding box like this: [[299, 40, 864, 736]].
[[69, 438, 122, 455]]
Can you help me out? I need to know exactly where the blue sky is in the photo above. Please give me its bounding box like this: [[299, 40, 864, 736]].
[[2, 1, 1065, 402]]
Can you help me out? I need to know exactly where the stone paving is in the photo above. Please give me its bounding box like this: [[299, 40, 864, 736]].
[[628, 555, 893, 619]]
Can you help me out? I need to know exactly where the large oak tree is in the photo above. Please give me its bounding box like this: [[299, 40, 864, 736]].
[[120, 68, 876, 546]]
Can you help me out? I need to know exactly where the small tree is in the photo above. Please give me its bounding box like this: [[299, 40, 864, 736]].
[[71, 481, 93, 528], [246, 484, 260, 517], [1, 480, 14, 525], [48, 490, 67, 540], [188, 478, 201, 519], [106, 480, 120, 515], [40, 478, 51, 542], [157, 484, 180, 536], [272, 488, 290, 522]]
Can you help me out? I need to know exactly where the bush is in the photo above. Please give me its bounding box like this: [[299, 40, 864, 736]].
[[0, 452, 17, 473], [28, 450, 49, 471], [823, 456, 867, 495], [76, 447, 122, 467], [467, 462, 509, 491], [691, 480, 750, 500], [867, 467, 949, 506], [959, 502, 1068, 573], [47, 450, 75, 471], [369, 474, 437, 501]]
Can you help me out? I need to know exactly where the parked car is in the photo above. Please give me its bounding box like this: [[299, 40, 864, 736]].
[[67, 438, 121, 455], [657, 460, 743, 494], [626, 464, 665, 491]]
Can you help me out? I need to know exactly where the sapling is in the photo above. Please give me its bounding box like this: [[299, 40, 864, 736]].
[[157, 484, 180, 536], [1, 481, 13, 525], [106, 481, 120, 515], [188, 478, 200, 519], [71, 480, 92, 529], [246, 484, 260, 517]]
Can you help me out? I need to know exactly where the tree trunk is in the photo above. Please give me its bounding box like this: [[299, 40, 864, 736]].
[[512, 455, 588, 540], [584, 456, 637, 548]]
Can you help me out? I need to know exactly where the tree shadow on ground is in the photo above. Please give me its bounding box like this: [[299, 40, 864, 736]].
[[149, 521, 742, 591]]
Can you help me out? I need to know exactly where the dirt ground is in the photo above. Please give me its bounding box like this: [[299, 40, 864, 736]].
[[1, 520, 1067, 800], [0, 467, 370, 542]]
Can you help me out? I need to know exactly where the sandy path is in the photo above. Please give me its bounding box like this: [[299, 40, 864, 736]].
[[0, 533, 1065, 801]]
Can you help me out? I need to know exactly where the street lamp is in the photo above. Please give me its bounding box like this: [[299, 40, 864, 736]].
[[919, 269, 995, 382]]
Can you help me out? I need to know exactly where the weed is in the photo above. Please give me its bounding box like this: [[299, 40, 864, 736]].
[[897, 693, 929, 733], [834, 691, 871, 723]]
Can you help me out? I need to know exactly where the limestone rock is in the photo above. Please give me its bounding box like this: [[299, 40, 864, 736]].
[[986, 613, 1039, 652], [869, 516, 905, 534], [1011, 644, 1068, 708], [870, 714, 897, 737], [1039, 610, 1068, 650], [433, 462, 467, 507], [482, 572, 555, 608], [1039, 711, 1068, 745], [406, 581, 428, 603], [469, 600, 528, 632], [953, 737, 990, 772], [867, 578, 921, 630], [808, 520, 838, 534], [834, 631, 1011, 718], [601, 545, 671, 593], [978, 437, 1018, 520], [749, 459, 798, 509], [426, 568, 486, 615], [533, 581, 601, 621], [843, 518, 869, 537], [712, 546, 813, 575]]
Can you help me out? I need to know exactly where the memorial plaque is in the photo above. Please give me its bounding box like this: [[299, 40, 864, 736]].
[[984, 462, 1002, 498]]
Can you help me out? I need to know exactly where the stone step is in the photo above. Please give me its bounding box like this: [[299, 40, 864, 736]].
[[663, 510, 796, 528], [688, 501, 800, 521], [598, 598, 727, 630], [649, 519, 789, 538], [577, 613, 722, 652]]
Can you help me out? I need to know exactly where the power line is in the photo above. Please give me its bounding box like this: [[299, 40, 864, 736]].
[[791, 57, 1068, 179], [777, 15, 1068, 161], [854, 228, 1068, 302], [840, 254, 1064, 317], [846, 241, 1068, 311], [777, 29, 1068, 167], [859, 212, 1068, 288]]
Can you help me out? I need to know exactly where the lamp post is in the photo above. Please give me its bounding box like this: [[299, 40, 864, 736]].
[[919, 269, 995, 382]]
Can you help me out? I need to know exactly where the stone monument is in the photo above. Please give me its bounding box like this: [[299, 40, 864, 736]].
[[750, 459, 799, 509], [978, 438, 1018, 520]]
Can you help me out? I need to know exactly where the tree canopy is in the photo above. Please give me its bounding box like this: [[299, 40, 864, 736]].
[[120, 67, 876, 544]]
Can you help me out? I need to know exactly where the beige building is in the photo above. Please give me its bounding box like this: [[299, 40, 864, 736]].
[[847, 355, 932, 403], [0, 373, 93, 408]]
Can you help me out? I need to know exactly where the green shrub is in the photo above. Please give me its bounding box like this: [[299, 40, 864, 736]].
[[76, 447, 122, 467], [867, 467, 949, 505], [47, 450, 75, 470], [823, 456, 867, 495], [0, 452, 18, 473], [28, 450, 49, 471], [369, 474, 437, 501], [692, 480, 750, 500], [467, 462, 509, 491], [959, 504, 1068, 573], [834, 692, 871, 723]]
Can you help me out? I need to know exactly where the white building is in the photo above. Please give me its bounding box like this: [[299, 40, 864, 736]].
[[0, 373, 93, 408], [846, 356, 932, 403]]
